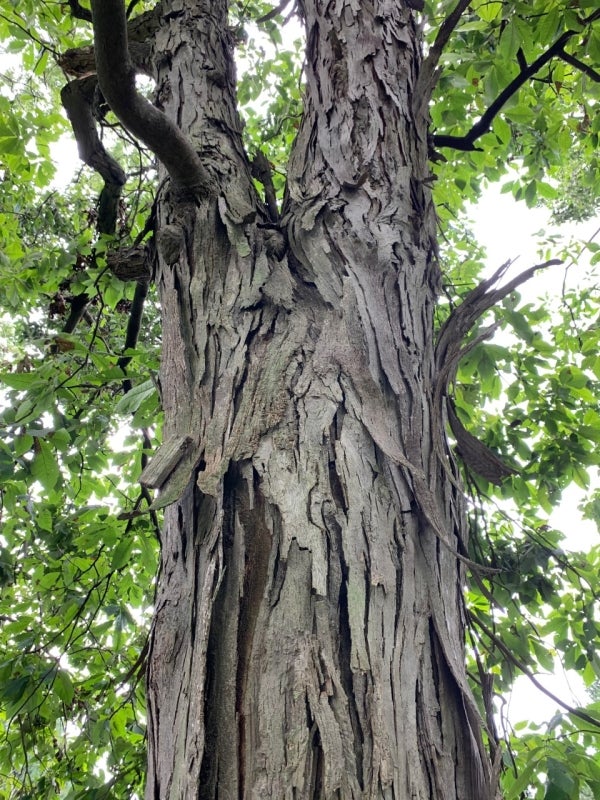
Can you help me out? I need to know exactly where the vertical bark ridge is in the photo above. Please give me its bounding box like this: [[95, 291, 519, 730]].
[[278, 1, 494, 797]]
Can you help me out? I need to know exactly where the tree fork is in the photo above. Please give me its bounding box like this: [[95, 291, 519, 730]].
[[89, 1, 498, 798]]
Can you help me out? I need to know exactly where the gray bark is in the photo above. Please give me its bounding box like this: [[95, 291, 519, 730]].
[[126, 1, 498, 798]]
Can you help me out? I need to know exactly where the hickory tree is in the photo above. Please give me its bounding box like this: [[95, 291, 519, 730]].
[[0, 1, 599, 798]]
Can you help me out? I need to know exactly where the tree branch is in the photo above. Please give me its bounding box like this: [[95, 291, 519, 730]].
[[433, 32, 572, 150], [68, 1, 92, 23], [435, 259, 563, 385], [61, 293, 91, 336], [256, 0, 294, 24], [470, 611, 600, 731], [90, 0, 214, 196], [126, 0, 142, 18], [60, 76, 127, 235], [251, 151, 279, 221], [416, 0, 472, 104], [118, 279, 149, 393], [558, 47, 600, 83], [433, 259, 562, 483], [433, 9, 600, 150]]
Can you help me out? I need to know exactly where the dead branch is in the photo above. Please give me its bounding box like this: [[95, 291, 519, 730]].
[[434, 259, 562, 483]]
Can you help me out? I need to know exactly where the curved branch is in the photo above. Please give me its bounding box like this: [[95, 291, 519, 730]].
[[433, 9, 600, 150], [68, 1, 92, 22], [256, 0, 293, 24], [433, 259, 562, 484], [61, 76, 126, 235], [90, 0, 214, 196], [435, 258, 563, 388], [126, 0, 142, 18]]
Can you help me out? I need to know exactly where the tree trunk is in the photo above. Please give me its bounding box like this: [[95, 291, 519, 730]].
[[144, 1, 496, 798]]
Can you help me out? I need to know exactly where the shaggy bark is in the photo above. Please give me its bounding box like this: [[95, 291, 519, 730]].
[[89, 1, 497, 798]]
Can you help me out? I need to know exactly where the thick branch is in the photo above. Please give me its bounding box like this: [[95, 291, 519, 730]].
[[118, 279, 149, 393], [61, 76, 126, 235], [90, 0, 213, 196], [433, 9, 600, 150], [68, 0, 92, 22], [62, 294, 91, 336]]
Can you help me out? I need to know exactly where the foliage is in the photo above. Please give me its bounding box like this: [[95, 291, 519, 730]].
[[0, 0, 599, 797], [548, 148, 600, 224]]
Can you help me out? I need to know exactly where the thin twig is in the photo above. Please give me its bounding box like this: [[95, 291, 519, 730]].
[[470, 611, 600, 730]]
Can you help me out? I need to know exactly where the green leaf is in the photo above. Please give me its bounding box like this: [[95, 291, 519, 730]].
[[475, 1, 502, 22], [115, 380, 156, 415], [0, 371, 44, 390], [0, 675, 30, 704], [53, 668, 75, 706], [31, 440, 60, 490], [110, 538, 135, 571], [37, 506, 53, 532], [0, 446, 14, 480], [587, 29, 600, 64]]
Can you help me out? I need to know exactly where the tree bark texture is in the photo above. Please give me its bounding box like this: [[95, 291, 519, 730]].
[[139, 1, 496, 798]]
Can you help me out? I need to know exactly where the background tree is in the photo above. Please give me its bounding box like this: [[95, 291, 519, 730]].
[[0, 1, 599, 799]]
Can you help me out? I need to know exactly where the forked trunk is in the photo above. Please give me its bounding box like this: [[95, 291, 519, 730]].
[[145, 1, 495, 797]]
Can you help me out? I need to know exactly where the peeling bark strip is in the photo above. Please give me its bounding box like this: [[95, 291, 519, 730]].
[[88, 2, 497, 798]]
